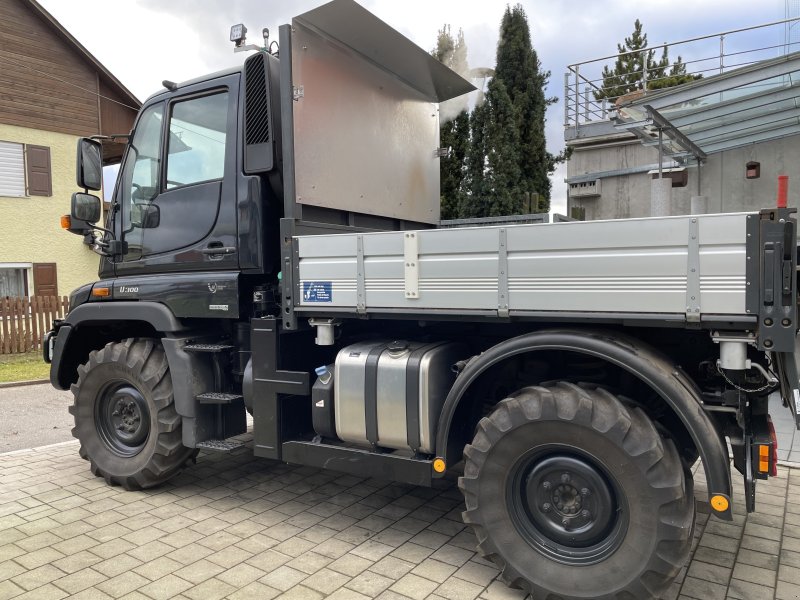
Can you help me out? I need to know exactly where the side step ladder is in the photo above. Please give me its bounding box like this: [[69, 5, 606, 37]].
[[185, 341, 246, 453], [196, 439, 246, 452]]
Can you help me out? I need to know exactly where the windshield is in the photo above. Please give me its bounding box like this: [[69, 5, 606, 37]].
[[118, 103, 164, 260]]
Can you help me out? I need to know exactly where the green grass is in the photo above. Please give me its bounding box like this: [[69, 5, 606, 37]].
[[0, 352, 50, 383]]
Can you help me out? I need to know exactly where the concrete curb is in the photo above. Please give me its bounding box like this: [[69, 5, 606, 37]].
[[0, 439, 79, 457], [0, 378, 49, 389]]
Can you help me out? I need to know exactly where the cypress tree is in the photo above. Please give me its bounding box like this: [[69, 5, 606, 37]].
[[460, 78, 522, 217], [483, 78, 523, 216], [459, 98, 487, 218], [431, 25, 470, 219], [493, 4, 555, 213]]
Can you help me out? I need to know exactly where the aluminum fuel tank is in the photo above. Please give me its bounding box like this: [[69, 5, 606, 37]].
[[334, 340, 465, 453]]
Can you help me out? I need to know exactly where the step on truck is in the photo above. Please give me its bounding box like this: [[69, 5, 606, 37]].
[[44, 1, 799, 598]]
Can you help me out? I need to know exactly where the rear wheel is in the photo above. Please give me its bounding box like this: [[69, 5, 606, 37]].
[[459, 382, 694, 600], [69, 338, 196, 490]]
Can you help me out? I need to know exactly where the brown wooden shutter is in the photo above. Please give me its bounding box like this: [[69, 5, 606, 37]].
[[26, 145, 52, 196]]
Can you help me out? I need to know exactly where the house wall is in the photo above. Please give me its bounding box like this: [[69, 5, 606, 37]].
[[0, 122, 98, 296], [0, 0, 104, 136], [567, 134, 800, 220]]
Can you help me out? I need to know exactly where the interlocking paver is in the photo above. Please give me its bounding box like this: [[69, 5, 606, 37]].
[[226, 580, 280, 600], [3, 434, 800, 600], [183, 577, 237, 600], [411, 558, 457, 583], [258, 565, 307, 592], [435, 577, 485, 600], [346, 570, 395, 596], [303, 567, 350, 594], [389, 572, 439, 599], [52, 566, 106, 595], [369, 556, 416, 579], [139, 573, 193, 600], [96, 571, 151, 598]]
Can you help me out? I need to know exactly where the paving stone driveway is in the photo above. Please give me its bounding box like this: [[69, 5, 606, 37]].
[[0, 436, 799, 600]]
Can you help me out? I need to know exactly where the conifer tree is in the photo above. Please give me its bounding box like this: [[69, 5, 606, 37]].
[[595, 20, 699, 101], [459, 100, 487, 218], [431, 25, 470, 219], [493, 4, 556, 212], [460, 78, 522, 217]]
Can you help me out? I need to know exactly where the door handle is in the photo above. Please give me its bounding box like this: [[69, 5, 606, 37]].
[[201, 246, 236, 255]]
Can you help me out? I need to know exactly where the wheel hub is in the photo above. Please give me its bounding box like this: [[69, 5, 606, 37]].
[[96, 383, 150, 457], [509, 450, 628, 565]]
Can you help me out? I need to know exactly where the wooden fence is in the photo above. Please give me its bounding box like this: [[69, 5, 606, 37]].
[[0, 296, 69, 355]]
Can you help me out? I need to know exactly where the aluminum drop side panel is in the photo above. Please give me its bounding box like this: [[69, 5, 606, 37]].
[[296, 213, 749, 316]]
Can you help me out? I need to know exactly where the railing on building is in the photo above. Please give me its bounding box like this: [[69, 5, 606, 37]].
[[0, 295, 69, 354], [564, 17, 800, 129]]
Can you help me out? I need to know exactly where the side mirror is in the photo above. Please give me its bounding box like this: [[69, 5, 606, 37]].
[[131, 203, 160, 229], [76, 138, 102, 191], [71, 192, 101, 224]]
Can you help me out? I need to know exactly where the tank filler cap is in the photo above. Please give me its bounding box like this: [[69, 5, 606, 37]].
[[388, 340, 409, 352]]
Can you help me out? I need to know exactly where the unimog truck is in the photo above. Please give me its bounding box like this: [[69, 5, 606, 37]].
[[45, 1, 798, 598]]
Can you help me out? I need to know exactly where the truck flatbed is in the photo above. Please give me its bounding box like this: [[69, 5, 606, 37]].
[[297, 211, 753, 322]]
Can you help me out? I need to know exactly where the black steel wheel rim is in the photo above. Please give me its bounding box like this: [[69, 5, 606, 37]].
[[507, 446, 629, 565], [95, 381, 150, 457]]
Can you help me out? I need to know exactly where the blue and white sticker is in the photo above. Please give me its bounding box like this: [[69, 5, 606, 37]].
[[303, 281, 333, 303]]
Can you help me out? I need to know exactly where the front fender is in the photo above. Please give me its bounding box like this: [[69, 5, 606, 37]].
[[49, 301, 186, 389], [65, 301, 186, 332]]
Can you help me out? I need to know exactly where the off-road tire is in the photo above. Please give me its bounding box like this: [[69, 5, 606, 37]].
[[69, 338, 196, 490], [459, 382, 694, 600]]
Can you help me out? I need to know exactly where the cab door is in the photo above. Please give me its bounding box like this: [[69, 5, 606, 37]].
[[114, 74, 239, 276]]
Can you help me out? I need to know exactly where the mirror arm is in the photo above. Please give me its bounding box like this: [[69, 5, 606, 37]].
[[89, 224, 114, 238]]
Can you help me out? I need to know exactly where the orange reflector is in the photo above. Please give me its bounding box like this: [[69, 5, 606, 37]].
[[60, 215, 71, 229], [768, 417, 778, 477], [432, 458, 446, 473], [710, 495, 729, 512], [758, 445, 771, 474], [91, 287, 110, 297]]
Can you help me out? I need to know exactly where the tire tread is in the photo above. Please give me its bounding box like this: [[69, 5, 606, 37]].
[[458, 382, 693, 600]]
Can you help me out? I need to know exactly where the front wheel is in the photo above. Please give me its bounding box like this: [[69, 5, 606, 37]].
[[459, 382, 694, 600], [69, 338, 196, 490]]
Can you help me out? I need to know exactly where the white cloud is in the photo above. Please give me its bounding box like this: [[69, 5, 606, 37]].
[[38, 0, 788, 211]]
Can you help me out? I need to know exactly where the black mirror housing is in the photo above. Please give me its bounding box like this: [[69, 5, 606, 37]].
[[76, 138, 102, 190], [131, 203, 160, 229], [71, 192, 101, 224]]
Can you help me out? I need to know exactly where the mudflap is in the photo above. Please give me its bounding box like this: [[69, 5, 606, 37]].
[[773, 347, 800, 430], [744, 436, 756, 513]]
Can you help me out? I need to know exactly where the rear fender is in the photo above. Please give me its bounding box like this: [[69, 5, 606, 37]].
[[435, 329, 733, 520]]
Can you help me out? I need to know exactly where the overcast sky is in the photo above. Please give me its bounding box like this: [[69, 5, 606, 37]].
[[38, 0, 794, 213]]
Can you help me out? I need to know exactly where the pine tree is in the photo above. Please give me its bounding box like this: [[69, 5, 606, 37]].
[[431, 25, 470, 219], [493, 4, 556, 213], [595, 20, 700, 101]]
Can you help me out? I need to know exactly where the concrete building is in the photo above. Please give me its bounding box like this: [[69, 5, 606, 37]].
[[564, 24, 800, 221], [0, 0, 139, 298]]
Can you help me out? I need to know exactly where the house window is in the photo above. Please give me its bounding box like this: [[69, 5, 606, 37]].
[[0, 141, 25, 197], [0, 140, 52, 197], [0, 265, 30, 298]]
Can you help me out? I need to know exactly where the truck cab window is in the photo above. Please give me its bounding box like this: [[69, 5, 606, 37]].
[[119, 102, 163, 260], [166, 92, 228, 189]]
